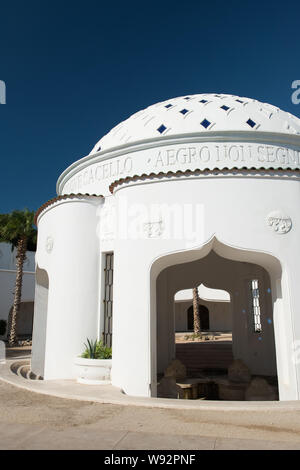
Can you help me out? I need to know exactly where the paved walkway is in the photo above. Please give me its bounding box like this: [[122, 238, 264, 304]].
[[1, 356, 300, 449], [1, 378, 300, 450]]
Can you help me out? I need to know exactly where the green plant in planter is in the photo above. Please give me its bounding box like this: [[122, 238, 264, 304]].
[[81, 338, 112, 359], [0, 320, 7, 336]]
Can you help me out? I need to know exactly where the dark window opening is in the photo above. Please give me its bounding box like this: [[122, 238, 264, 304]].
[[102, 253, 114, 347], [187, 304, 210, 331]]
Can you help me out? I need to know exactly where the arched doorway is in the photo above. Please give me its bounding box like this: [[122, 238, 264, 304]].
[[150, 237, 286, 400], [187, 304, 209, 331]]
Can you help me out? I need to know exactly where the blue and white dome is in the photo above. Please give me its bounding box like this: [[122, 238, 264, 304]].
[[90, 93, 300, 154]]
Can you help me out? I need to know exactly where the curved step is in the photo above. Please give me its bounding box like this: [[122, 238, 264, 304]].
[[10, 361, 43, 381], [29, 370, 36, 380], [10, 362, 22, 375], [16, 364, 26, 378], [19, 365, 30, 379]]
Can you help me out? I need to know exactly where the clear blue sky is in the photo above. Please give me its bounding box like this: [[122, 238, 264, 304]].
[[0, 0, 299, 214]]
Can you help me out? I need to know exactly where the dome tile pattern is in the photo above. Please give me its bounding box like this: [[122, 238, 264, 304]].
[[90, 93, 300, 154]]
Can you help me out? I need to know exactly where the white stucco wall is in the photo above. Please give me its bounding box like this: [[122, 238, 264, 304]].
[[0, 242, 35, 273]]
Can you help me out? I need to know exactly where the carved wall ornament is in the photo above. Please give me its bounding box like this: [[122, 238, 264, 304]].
[[45, 236, 54, 253], [267, 211, 292, 234], [143, 219, 164, 238]]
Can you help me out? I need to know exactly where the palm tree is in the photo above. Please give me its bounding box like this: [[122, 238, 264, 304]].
[[192, 286, 201, 335], [0, 209, 37, 346]]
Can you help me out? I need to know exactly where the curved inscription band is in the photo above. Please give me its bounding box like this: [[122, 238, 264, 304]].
[[57, 133, 300, 196]]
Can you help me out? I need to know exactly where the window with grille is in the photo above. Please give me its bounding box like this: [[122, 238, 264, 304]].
[[250, 279, 262, 333], [103, 253, 113, 347]]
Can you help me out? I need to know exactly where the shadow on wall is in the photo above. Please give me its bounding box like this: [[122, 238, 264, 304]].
[[17, 301, 34, 336], [31, 265, 49, 378], [7, 301, 34, 338], [187, 304, 209, 330]]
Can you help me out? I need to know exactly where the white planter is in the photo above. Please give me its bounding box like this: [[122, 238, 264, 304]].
[[74, 357, 112, 385]]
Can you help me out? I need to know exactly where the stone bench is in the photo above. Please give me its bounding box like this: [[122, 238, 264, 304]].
[[176, 381, 198, 399], [177, 377, 221, 400]]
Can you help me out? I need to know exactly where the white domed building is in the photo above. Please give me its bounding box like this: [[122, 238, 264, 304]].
[[32, 93, 300, 401]]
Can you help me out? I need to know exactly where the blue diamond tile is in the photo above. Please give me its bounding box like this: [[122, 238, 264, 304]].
[[200, 99, 208, 103], [184, 96, 191, 100], [246, 118, 256, 128], [221, 105, 230, 111], [236, 99, 244, 103], [165, 104, 172, 108], [200, 119, 211, 129], [157, 124, 167, 134], [180, 108, 189, 115]]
